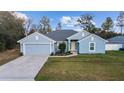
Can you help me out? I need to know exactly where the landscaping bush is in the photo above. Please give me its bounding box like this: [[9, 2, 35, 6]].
[[119, 48, 124, 51], [58, 42, 66, 53], [0, 42, 5, 52], [66, 51, 72, 55], [50, 52, 54, 56]]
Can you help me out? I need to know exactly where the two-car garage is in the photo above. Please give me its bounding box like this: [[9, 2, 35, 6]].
[[18, 32, 56, 56]]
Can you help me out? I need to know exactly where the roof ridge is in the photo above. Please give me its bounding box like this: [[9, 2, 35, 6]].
[[45, 29, 78, 41]]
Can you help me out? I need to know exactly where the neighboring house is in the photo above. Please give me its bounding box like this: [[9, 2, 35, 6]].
[[106, 36, 124, 50], [18, 30, 107, 55]]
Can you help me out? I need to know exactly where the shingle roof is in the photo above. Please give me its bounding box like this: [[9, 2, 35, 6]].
[[107, 35, 124, 44], [45, 30, 78, 41]]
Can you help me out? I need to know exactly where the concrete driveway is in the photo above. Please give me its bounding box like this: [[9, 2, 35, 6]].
[[0, 55, 48, 81]]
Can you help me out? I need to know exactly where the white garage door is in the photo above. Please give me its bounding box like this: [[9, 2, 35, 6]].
[[24, 44, 51, 55], [105, 44, 122, 50]]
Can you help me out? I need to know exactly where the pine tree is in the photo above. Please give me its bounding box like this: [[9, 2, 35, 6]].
[[101, 17, 113, 32], [116, 11, 124, 34]]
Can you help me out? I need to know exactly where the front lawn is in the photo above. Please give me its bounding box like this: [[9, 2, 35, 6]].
[[0, 49, 20, 66], [35, 51, 124, 81]]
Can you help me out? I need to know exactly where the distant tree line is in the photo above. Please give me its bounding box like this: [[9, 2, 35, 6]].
[[0, 12, 52, 52], [0, 12, 24, 51], [0, 11, 124, 52], [77, 12, 124, 39]]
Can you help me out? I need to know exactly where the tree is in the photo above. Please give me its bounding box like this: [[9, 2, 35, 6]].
[[0, 42, 5, 52], [98, 31, 120, 39], [77, 14, 95, 33], [28, 24, 37, 35], [101, 17, 113, 32], [116, 11, 124, 34], [39, 16, 51, 34], [0, 11, 26, 51], [56, 22, 61, 31], [4, 35, 16, 49], [58, 42, 66, 53], [0, 33, 16, 49], [0, 11, 25, 39], [23, 18, 32, 36], [47, 24, 52, 33]]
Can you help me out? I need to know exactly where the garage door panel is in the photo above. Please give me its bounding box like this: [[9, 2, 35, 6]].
[[25, 44, 50, 55]]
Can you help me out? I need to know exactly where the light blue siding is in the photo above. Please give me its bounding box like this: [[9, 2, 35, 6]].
[[67, 31, 91, 51], [122, 44, 124, 48], [78, 35, 106, 54]]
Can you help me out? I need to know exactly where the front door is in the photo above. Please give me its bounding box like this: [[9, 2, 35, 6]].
[[71, 41, 77, 52]]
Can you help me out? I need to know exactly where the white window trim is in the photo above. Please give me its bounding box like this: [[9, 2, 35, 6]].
[[89, 42, 96, 52]]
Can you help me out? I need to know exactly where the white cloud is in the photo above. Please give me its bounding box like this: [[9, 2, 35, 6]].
[[60, 16, 96, 29], [66, 24, 74, 27], [60, 16, 71, 24], [11, 12, 28, 21], [60, 16, 79, 28]]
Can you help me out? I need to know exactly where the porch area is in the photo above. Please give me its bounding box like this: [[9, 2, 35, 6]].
[[67, 39, 79, 54]]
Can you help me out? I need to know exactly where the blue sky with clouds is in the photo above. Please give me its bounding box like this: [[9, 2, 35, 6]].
[[20, 11, 120, 31]]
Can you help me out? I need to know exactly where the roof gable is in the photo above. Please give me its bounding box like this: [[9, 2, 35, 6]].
[[78, 34, 107, 42], [17, 32, 56, 43], [67, 30, 91, 40]]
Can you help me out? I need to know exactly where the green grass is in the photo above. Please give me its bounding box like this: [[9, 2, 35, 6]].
[[35, 51, 124, 81]]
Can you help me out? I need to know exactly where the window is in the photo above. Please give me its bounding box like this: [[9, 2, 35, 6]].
[[89, 42, 95, 51]]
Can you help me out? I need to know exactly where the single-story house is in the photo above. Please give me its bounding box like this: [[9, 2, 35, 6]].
[[18, 30, 107, 55], [105, 35, 124, 50]]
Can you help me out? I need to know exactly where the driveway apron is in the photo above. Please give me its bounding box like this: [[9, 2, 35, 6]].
[[0, 55, 48, 81]]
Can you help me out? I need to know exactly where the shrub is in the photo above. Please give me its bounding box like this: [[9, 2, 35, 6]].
[[4, 35, 16, 49], [0, 42, 5, 52], [66, 51, 72, 55], [0, 33, 16, 50], [119, 48, 124, 51], [58, 42, 66, 53], [50, 52, 54, 56]]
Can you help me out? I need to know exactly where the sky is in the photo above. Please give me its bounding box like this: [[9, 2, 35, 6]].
[[19, 11, 121, 32]]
